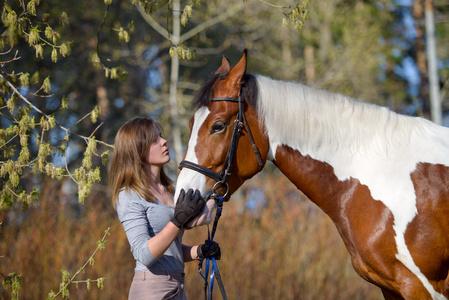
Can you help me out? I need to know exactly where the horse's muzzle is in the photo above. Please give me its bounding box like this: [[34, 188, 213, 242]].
[[184, 198, 217, 229]]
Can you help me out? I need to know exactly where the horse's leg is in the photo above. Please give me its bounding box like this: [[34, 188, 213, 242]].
[[381, 288, 404, 300]]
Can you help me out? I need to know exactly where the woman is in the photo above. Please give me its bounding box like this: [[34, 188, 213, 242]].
[[109, 117, 220, 300]]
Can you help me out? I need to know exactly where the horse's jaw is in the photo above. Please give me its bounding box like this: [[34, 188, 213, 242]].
[[184, 198, 217, 229]]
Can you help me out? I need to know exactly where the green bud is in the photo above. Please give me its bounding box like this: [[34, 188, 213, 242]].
[[110, 68, 117, 79], [60, 42, 72, 57], [27, 0, 36, 15], [45, 26, 53, 40], [101, 150, 109, 166], [19, 133, 28, 147], [48, 115, 56, 129], [127, 21, 134, 34], [42, 76, 51, 93], [91, 106, 100, 123], [6, 96, 16, 114], [51, 47, 58, 63], [104, 67, 110, 78], [60, 11, 69, 27], [61, 269, 70, 283], [28, 27, 40, 46], [97, 277, 105, 289], [91, 52, 101, 68], [10, 172, 19, 187], [61, 95, 68, 109], [169, 47, 176, 57], [52, 31, 60, 44], [19, 73, 29, 87], [181, 14, 187, 27], [82, 154, 92, 169], [89, 257, 95, 267], [40, 116, 48, 131], [35, 44, 43, 59]]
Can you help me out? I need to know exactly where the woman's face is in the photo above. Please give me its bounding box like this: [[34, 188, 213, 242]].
[[146, 127, 170, 166]]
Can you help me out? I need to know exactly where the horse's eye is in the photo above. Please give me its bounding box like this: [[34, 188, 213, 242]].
[[211, 121, 227, 134]]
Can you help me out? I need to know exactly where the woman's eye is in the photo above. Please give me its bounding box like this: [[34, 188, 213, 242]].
[[211, 122, 226, 134]]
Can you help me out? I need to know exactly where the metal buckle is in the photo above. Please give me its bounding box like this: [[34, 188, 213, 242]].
[[211, 181, 229, 199]]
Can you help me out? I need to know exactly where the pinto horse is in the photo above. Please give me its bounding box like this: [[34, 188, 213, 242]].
[[174, 50, 449, 299]]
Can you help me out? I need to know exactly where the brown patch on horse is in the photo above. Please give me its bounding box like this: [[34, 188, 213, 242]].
[[273, 145, 436, 298], [406, 162, 449, 297]]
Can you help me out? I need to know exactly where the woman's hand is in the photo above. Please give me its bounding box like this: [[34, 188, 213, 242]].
[[197, 240, 221, 260], [171, 189, 206, 229]]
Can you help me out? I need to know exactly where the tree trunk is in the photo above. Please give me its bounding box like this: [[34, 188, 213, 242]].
[[304, 45, 315, 84], [169, 0, 183, 165], [414, 0, 431, 119], [425, 0, 442, 124]]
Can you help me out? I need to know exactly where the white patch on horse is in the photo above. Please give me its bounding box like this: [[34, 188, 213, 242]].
[[174, 107, 216, 228], [256, 75, 449, 299]]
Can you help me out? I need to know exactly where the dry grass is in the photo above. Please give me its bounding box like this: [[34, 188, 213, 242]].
[[1, 172, 382, 299], [183, 171, 381, 300]]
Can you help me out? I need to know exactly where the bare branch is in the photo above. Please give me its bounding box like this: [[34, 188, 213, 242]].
[[178, 2, 246, 44], [136, 4, 171, 41]]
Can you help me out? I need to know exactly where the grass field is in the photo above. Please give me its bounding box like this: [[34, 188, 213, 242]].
[[1, 170, 381, 299]]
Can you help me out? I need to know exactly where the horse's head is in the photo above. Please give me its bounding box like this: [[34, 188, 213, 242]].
[[175, 50, 270, 228]]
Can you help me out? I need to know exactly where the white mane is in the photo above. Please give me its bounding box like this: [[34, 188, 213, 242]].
[[255, 75, 440, 160]]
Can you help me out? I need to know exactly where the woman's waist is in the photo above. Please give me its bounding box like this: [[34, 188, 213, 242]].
[[134, 270, 185, 282]]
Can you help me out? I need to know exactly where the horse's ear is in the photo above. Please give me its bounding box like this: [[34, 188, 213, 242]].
[[214, 55, 231, 75], [228, 49, 247, 83]]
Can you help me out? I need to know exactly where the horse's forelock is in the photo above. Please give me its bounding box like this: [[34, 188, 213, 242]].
[[192, 73, 258, 109], [192, 73, 221, 109]]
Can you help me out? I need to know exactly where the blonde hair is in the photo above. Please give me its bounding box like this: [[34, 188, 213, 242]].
[[109, 117, 174, 208]]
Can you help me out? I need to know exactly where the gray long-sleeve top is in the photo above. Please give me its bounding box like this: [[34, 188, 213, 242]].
[[116, 189, 184, 272]]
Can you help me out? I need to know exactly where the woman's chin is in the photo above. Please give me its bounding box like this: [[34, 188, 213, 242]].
[[184, 199, 217, 229]]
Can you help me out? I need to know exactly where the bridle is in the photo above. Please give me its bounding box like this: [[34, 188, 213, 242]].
[[179, 92, 264, 300], [178, 94, 264, 201]]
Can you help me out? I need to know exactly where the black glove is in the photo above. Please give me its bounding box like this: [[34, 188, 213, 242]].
[[197, 240, 221, 260], [171, 189, 205, 229]]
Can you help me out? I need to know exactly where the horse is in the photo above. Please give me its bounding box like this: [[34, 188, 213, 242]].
[[174, 50, 449, 299]]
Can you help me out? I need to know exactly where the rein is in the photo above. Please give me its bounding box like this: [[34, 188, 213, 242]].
[[178, 95, 263, 299], [198, 195, 227, 300]]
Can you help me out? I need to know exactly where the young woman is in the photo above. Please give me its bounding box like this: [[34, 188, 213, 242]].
[[109, 117, 220, 300]]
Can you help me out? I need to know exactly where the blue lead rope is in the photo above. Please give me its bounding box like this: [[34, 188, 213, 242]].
[[199, 196, 228, 300]]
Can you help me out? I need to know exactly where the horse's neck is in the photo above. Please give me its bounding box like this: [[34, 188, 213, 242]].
[[271, 144, 351, 217], [255, 75, 407, 216]]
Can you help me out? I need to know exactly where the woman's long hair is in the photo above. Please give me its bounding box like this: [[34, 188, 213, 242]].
[[109, 117, 174, 208]]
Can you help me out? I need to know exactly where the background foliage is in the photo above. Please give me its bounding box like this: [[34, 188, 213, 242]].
[[1, 0, 448, 298]]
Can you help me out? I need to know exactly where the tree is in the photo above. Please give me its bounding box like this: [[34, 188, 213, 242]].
[[136, 0, 311, 164]]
